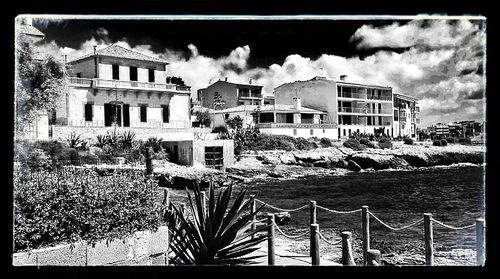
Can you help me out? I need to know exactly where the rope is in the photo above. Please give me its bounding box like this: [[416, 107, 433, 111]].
[[272, 220, 309, 239], [369, 211, 424, 231], [317, 231, 343, 246], [255, 199, 308, 212], [316, 205, 362, 215], [431, 218, 476, 230]]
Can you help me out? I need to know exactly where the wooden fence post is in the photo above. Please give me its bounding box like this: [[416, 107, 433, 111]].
[[366, 249, 381, 266], [424, 213, 433, 266], [341, 231, 355, 266], [145, 147, 153, 175], [267, 214, 275, 266], [476, 218, 485, 266], [250, 195, 256, 239], [310, 224, 320, 266], [163, 188, 169, 266], [361, 205, 370, 265], [310, 201, 316, 257]]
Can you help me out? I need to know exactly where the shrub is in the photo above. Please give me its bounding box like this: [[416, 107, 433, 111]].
[[26, 148, 52, 170], [145, 137, 164, 153], [225, 115, 243, 130], [458, 137, 472, 145], [13, 168, 165, 252], [445, 137, 457, 144], [343, 138, 364, 150], [167, 182, 266, 265], [119, 131, 136, 150], [247, 134, 296, 151], [294, 137, 315, 150], [403, 138, 414, 145], [359, 138, 376, 148], [194, 110, 211, 127], [433, 140, 442, 146], [440, 139, 448, 146], [320, 137, 333, 147], [212, 125, 228, 134], [309, 136, 320, 142], [378, 138, 393, 149], [66, 132, 84, 149]]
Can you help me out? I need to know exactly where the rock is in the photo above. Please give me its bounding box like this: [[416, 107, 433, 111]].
[[267, 171, 284, 178], [313, 160, 330, 168], [274, 212, 291, 225], [348, 153, 409, 170], [260, 154, 281, 165], [279, 153, 297, 165], [347, 160, 362, 172]]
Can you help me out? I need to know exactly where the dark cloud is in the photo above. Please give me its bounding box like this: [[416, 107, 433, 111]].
[[464, 89, 484, 100]]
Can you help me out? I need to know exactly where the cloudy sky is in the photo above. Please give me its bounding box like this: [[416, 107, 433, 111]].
[[29, 16, 486, 126]]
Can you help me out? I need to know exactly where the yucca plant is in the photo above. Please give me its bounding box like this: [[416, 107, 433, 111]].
[[166, 182, 268, 265], [66, 132, 83, 148], [119, 131, 136, 151]]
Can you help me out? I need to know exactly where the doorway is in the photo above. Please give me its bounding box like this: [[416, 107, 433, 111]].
[[104, 102, 129, 127]]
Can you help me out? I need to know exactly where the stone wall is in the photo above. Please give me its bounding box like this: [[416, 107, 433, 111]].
[[13, 226, 169, 266]]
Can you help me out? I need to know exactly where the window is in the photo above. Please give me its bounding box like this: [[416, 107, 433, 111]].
[[162, 105, 169, 123], [205, 146, 224, 170], [343, 129, 346, 136], [130, 66, 138, 81], [76, 73, 82, 78], [148, 69, 155, 82], [112, 65, 119, 80], [310, 129, 314, 136], [357, 129, 360, 133], [349, 129, 351, 136], [293, 129, 297, 136], [49, 110, 56, 125], [84, 104, 93, 121], [140, 105, 148, 122]]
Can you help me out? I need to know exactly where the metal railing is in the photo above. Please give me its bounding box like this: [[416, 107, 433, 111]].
[[68, 77, 191, 93], [338, 107, 393, 115], [239, 92, 263, 98], [66, 119, 190, 129], [338, 92, 392, 101], [256, 123, 337, 129]]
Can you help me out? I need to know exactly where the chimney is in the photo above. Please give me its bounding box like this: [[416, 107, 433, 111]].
[[340, 75, 347, 81], [225, 77, 228, 82], [93, 45, 97, 54], [320, 67, 324, 77], [293, 97, 301, 110], [64, 55, 67, 64], [249, 78, 252, 84]]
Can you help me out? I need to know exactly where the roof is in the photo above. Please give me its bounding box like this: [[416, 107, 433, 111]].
[[68, 44, 168, 64], [275, 76, 392, 90], [210, 80, 264, 88], [17, 24, 45, 37], [211, 104, 326, 114], [394, 93, 419, 101]]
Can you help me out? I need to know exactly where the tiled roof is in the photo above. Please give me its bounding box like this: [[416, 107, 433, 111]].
[[211, 80, 264, 88], [68, 44, 168, 64], [17, 24, 45, 37], [211, 104, 326, 114]]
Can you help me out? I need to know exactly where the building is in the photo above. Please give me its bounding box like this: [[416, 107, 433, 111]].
[[433, 123, 450, 137], [50, 44, 193, 141], [274, 75, 394, 140], [199, 78, 265, 109], [15, 17, 50, 140], [393, 93, 420, 139], [211, 97, 336, 138], [162, 140, 234, 170]]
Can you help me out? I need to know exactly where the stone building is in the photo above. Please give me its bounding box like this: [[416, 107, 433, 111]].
[[199, 78, 265, 109]]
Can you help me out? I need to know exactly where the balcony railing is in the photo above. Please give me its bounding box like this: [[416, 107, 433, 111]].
[[338, 92, 392, 101], [68, 78, 191, 93], [239, 92, 263, 98], [338, 107, 393, 115], [66, 119, 190, 129], [257, 123, 337, 129]]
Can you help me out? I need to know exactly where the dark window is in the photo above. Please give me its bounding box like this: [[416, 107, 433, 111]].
[[84, 104, 93, 121], [140, 105, 147, 122], [310, 129, 314, 136], [343, 129, 346, 136], [112, 65, 119, 80], [162, 105, 169, 123], [349, 129, 351, 136], [293, 129, 297, 136], [205, 146, 224, 170], [49, 110, 56, 125], [123, 104, 130, 127], [148, 69, 155, 82], [76, 73, 82, 78], [130, 66, 138, 81]]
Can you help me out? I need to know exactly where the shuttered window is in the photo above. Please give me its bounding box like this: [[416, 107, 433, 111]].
[[84, 104, 93, 121]]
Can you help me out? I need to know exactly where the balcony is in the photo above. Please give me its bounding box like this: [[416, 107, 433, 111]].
[[338, 92, 392, 101], [338, 107, 393, 115], [67, 119, 191, 129], [238, 92, 263, 99], [257, 123, 337, 129], [68, 77, 191, 93]]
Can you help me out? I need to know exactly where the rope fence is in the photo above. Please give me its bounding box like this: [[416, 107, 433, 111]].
[[255, 199, 308, 212], [316, 205, 362, 215], [273, 220, 310, 239], [369, 211, 424, 231], [431, 218, 476, 230], [317, 231, 342, 246]]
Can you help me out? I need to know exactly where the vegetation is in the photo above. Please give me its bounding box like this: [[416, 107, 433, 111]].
[[194, 110, 211, 127], [246, 134, 316, 152], [433, 140, 442, 146], [343, 138, 364, 150], [445, 137, 457, 144], [14, 168, 164, 252], [440, 139, 448, 146], [212, 125, 229, 134], [15, 44, 69, 133], [378, 138, 393, 149], [166, 182, 267, 265], [66, 132, 85, 149], [225, 115, 243, 130], [359, 138, 376, 148], [403, 138, 414, 145], [320, 137, 333, 147], [458, 137, 472, 145]]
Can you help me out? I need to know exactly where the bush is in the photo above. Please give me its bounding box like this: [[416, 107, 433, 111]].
[[294, 137, 315, 150], [403, 138, 414, 145], [458, 137, 472, 145], [343, 138, 364, 150], [433, 140, 442, 146], [378, 138, 393, 149], [66, 132, 84, 149], [212, 125, 228, 134], [26, 148, 52, 170], [445, 137, 457, 144], [440, 139, 448, 146], [320, 137, 333, 147], [247, 134, 296, 151], [13, 168, 165, 252], [225, 115, 243, 130], [359, 138, 376, 148], [309, 137, 320, 142]]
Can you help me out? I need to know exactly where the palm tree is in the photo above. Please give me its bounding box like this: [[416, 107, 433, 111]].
[[166, 182, 268, 265]]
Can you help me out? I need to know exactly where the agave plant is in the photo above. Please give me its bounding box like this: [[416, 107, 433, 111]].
[[166, 182, 268, 265], [66, 132, 83, 148], [119, 131, 136, 151]]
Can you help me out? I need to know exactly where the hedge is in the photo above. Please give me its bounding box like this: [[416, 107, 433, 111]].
[[403, 138, 414, 145], [13, 167, 165, 252]]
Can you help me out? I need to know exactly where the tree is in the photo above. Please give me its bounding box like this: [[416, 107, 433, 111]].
[[225, 115, 243, 130], [166, 76, 186, 86], [194, 110, 211, 127], [15, 44, 69, 133], [213, 92, 226, 110]]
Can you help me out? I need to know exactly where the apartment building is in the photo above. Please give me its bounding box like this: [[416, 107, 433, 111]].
[[274, 75, 394, 139], [199, 78, 265, 109], [393, 93, 420, 139]]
